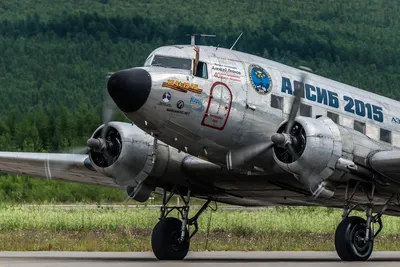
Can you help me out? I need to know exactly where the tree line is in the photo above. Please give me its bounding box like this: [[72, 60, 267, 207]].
[[0, 0, 399, 202]]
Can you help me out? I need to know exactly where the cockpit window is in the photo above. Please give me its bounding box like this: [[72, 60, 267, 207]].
[[144, 53, 153, 67], [195, 62, 208, 79], [151, 55, 192, 70]]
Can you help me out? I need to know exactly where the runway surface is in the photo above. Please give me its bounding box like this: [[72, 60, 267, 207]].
[[1, 251, 400, 266]]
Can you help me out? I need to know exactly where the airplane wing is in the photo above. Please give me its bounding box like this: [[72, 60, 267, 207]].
[[0, 152, 118, 188], [368, 150, 400, 185]]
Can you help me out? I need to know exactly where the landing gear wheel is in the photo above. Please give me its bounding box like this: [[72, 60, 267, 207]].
[[335, 216, 373, 261], [151, 217, 189, 260]]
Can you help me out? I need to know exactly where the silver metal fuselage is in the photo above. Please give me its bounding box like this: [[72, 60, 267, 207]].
[[122, 45, 400, 170]]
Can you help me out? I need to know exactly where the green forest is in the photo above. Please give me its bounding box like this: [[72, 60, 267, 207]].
[[0, 0, 400, 202]]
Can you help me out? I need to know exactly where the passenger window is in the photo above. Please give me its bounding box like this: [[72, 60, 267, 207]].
[[327, 111, 339, 123], [380, 128, 392, 144], [300, 103, 312, 117], [354, 120, 366, 134], [271, 94, 283, 110], [195, 62, 208, 79]]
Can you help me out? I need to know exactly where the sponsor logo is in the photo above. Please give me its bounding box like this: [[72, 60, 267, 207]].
[[162, 80, 202, 94], [177, 100, 184, 109], [189, 97, 204, 112], [162, 92, 171, 102], [166, 109, 190, 115], [249, 64, 272, 95], [157, 92, 172, 107]]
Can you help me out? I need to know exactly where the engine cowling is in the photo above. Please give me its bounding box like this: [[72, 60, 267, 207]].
[[88, 122, 191, 202], [89, 122, 156, 188], [273, 116, 388, 198]]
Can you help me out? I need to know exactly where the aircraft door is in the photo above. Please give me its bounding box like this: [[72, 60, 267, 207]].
[[200, 56, 246, 146], [201, 82, 232, 130]]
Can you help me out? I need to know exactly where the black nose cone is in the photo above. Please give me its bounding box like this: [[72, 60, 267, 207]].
[[107, 68, 152, 113]]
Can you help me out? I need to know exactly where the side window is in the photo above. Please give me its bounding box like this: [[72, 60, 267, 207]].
[[327, 111, 339, 123], [195, 62, 208, 79], [380, 128, 392, 144], [271, 94, 283, 110], [300, 103, 312, 117], [354, 120, 366, 134]]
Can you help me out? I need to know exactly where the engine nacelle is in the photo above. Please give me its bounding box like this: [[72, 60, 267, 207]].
[[88, 122, 188, 201], [273, 117, 388, 198]]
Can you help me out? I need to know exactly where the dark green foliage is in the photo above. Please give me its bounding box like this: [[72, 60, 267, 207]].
[[0, 0, 399, 202]]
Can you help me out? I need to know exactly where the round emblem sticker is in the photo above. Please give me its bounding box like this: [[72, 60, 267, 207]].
[[249, 64, 272, 95], [162, 92, 171, 103]]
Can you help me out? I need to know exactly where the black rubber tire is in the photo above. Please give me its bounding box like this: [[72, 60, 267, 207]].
[[335, 216, 373, 261], [151, 217, 189, 260]]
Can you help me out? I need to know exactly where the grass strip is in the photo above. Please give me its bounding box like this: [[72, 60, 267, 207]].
[[2, 229, 400, 251]]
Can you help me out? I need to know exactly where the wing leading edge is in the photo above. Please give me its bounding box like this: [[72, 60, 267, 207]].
[[0, 152, 117, 187]]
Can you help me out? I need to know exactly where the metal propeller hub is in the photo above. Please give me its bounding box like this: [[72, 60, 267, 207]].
[[273, 122, 306, 164], [88, 126, 122, 168]]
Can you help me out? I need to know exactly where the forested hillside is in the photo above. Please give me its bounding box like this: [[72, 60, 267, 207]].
[[0, 0, 399, 202]]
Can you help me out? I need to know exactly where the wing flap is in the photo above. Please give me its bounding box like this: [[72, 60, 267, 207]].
[[0, 152, 117, 187]]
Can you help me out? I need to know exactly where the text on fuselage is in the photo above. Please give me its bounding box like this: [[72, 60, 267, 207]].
[[281, 77, 384, 122]]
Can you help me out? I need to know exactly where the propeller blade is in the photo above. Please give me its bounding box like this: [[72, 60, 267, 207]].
[[226, 141, 274, 170], [285, 73, 306, 134], [63, 146, 89, 154], [101, 73, 116, 139], [101, 92, 116, 139]]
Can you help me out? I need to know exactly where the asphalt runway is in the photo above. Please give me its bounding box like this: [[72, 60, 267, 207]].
[[1, 251, 400, 267]]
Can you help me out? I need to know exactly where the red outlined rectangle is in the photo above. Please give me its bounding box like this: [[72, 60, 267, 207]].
[[201, 82, 232, 131]]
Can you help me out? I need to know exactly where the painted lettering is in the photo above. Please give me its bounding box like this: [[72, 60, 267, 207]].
[[280, 76, 384, 122], [328, 91, 339, 109], [281, 77, 293, 95], [305, 84, 316, 102]]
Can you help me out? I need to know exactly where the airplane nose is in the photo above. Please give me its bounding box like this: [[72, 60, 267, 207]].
[[107, 68, 152, 113]]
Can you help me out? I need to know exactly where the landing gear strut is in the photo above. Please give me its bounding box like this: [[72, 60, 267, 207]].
[[335, 182, 393, 261], [151, 187, 211, 260]]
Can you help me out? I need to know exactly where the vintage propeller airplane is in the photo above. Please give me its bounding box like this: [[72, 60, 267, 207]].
[[1, 39, 400, 261]]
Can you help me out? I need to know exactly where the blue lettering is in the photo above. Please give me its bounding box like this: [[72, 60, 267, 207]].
[[327, 91, 339, 108], [354, 99, 366, 117], [393, 117, 400, 124], [281, 77, 293, 95], [305, 84, 316, 102], [316, 87, 328, 105]]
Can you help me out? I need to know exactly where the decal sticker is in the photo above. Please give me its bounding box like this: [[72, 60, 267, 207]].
[[201, 82, 232, 131], [189, 97, 204, 112], [166, 109, 190, 115], [157, 92, 172, 107], [162, 80, 203, 94], [248, 64, 272, 95], [162, 92, 171, 102], [177, 100, 184, 109], [212, 63, 242, 81]]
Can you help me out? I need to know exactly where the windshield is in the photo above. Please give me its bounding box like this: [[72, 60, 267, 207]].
[[151, 55, 192, 70]]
